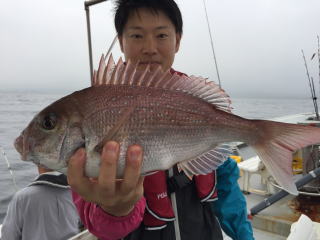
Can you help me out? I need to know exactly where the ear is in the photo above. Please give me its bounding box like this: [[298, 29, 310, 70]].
[[118, 35, 124, 52], [175, 33, 182, 53]]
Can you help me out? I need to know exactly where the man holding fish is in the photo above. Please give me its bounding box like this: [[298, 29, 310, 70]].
[[14, 0, 320, 239], [67, 0, 254, 239]]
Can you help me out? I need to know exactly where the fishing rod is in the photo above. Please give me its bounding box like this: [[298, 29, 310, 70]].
[[250, 166, 320, 216], [318, 36, 320, 99], [0, 145, 18, 192], [201, 0, 222, 87], [316, 36, 320, 102], [302, 49, 320, 120]]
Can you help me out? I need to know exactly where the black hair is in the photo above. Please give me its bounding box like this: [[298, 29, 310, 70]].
[[114, 0, 183, 36]]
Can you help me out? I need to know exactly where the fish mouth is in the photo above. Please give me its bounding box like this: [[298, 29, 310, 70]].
[[14, 135, 28, 161], [14, 134, 27, 161]]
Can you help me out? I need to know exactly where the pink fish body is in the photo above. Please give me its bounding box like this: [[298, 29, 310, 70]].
[[15, 55, 320, 195]]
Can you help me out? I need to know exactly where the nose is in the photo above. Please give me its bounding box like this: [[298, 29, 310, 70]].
[[142, 36, 157, 56]]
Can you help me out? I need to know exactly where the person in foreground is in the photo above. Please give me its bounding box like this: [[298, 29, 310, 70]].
[[1, 166, 81, 240], [68, 0, 254, 239]]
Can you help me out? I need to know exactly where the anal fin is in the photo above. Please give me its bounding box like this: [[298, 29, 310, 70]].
[[177, 144, 233, 176]]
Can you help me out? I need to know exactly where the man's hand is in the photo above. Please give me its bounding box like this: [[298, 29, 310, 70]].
[[67, 141, 144, 217]]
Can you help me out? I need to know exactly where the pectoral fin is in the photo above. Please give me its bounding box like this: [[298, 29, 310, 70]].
[[94, 106, 136, 153]]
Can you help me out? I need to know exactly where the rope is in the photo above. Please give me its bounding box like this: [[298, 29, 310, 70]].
[[0, 145, 18, 192]]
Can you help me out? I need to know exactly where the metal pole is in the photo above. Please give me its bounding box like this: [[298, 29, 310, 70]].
[[84, 0, 108, 80], [85, 0, 107, 8], [85, 5, 94, 81]]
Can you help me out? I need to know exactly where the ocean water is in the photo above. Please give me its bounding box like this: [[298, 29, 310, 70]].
[[0, 91, 316, 223]]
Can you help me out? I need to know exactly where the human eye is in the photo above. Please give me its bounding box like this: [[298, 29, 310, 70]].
[[130, 34, 143, 39], [157, 33, 169, 39]]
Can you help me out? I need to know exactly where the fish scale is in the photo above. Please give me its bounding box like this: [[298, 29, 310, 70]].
[[77, 86, 221, 177]]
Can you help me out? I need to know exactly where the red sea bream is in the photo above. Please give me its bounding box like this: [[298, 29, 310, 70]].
[[14, 55, 320, 195]]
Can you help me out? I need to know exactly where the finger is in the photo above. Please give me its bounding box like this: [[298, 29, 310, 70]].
[[135, 176, 145, 197], [137, 176, 145, 187], [67, 148, 93, 196], [98, 141, 119, 194], [121, 144, 143, 193]]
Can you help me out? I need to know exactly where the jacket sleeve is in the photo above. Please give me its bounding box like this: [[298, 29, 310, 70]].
[[212, 158, 255, 240], [1, 193, 23, 240], [72, 191, 146, 240]]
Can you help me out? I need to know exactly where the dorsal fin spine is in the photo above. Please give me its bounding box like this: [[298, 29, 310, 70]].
[[154, 70, 171, 88], [130, 63, 138, 85], [188, 78, 203, 94], [135, 65, 150, 86], [201, 89, 221, 100], [97, 55, 106, 85], [163, 73, 181, 89], [161, 72, 176, 89], [168, 76, 184, 90], [92, 70, 97, 86], [105, 54, 115, 84], [110, 58, 123, 85], [102, 67, 108, 85], [193, 84, 213, 97], [123, 60, 134, 85], [172, 77, 189, 91], [143, 65, 162, 87]]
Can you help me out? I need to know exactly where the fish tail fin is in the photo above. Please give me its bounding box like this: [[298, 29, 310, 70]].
[[251, 120, 320, 195]]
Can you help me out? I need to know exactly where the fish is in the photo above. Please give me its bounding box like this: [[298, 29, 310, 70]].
[[14, 54, 320, 195]]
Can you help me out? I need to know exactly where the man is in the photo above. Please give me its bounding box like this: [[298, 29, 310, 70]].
[[1, 166, 81, 240], [67, 0, 254, 239]]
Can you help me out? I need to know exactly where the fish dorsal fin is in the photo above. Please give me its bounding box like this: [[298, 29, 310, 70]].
[[92, 54, 116, 86], [93, 54, 232, 112]]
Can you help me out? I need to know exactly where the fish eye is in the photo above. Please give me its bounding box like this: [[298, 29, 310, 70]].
[[42, 113, 57, 130]]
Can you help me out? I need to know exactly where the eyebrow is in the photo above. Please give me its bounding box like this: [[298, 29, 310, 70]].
[[127, 26, 169, 30]]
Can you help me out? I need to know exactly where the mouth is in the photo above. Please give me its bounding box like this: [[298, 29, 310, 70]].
[[138, 62, 162, 72], [14, 134, 28, 161], [139, 61, 161, 67]]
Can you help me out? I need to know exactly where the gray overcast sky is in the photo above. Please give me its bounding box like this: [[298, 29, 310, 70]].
[[0, 0, 319, 98]]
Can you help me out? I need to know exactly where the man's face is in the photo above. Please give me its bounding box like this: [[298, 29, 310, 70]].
[[118, 8, 181, 72]]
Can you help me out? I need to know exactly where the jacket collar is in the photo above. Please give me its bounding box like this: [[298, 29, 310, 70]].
[[28, 172, 69, 189]]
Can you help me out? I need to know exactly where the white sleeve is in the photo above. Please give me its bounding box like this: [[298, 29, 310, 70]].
[[1, 193, 23, 240]]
